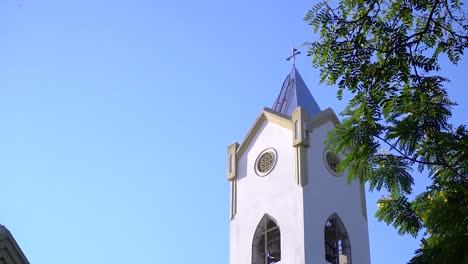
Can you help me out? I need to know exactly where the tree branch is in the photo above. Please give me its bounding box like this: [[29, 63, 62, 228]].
[[374, 134, 448, 167]]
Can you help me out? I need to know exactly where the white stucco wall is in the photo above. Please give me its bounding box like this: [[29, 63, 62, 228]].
[[230, 120, 306, 264], [303, 121, 371, 264], [229, 114, 370, 264]]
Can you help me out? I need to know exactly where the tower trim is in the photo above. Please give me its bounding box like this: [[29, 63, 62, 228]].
[[236, 108, 292, 158]]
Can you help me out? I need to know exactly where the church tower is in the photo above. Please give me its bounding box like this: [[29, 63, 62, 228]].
[[227, 62, 371, 264]]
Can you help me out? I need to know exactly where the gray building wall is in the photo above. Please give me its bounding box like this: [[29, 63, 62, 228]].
[[0, 225, 29, 264]]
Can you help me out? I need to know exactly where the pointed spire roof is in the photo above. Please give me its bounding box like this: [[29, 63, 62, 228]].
[[272, 66, 321, 116]]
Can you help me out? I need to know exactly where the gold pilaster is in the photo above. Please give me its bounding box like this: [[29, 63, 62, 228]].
[[227, 142, 239, 220], [227, 142, 239, 181], [295, 146, 308, 186], [292, 107, 310, 187], [230, 180, 237, 220]]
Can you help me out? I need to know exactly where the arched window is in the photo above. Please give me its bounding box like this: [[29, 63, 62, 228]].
[[252, 214, 281, 264], [324, 214, 351, 264]]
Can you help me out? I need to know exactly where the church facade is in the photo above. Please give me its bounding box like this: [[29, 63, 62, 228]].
[[227, 65, 371, 264]]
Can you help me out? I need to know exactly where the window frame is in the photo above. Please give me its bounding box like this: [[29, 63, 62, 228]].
[[252, 214, 281, 264]]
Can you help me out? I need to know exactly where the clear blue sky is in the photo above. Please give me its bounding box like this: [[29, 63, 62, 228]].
[[1, 0, 466, 263]]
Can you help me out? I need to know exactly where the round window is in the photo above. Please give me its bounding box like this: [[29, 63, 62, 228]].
[[324, 151, 341, 176], [255, 148, 277, 176]]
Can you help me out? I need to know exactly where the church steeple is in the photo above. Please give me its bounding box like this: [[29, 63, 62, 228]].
[[272, 65, 321, 116], [228, 54, 371, 264]]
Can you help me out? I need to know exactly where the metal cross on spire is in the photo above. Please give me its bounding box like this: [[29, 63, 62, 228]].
[[286, 45, 301, 65]]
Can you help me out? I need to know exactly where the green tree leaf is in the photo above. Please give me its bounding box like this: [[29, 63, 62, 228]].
[[306, 0, 468, 262]]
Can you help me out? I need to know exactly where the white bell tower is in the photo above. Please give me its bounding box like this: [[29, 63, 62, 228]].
[[227, 64, 371, 264]]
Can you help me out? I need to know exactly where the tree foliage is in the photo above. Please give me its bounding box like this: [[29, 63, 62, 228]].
[[304, 0, 468, 262]]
